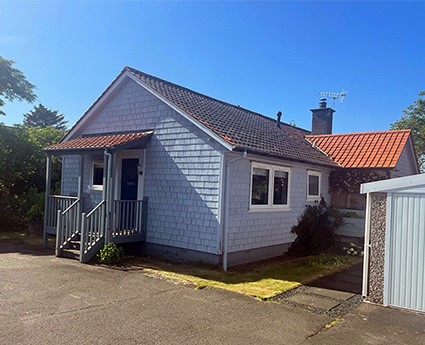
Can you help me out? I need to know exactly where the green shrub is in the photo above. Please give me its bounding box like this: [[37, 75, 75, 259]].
[[98, 243, 125, 265], [287, 198, 344, 256]]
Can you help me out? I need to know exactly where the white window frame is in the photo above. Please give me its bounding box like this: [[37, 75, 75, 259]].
[[249, 162, 291, 212], [307, 170, 321, 200], [90, 161, 104, 191]]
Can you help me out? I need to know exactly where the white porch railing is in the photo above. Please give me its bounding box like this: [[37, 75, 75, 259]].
[[45, 195, 79, 234], [48, 196, 148, 263], [55, 198, 80, 257], [80, 200, 106, 263]]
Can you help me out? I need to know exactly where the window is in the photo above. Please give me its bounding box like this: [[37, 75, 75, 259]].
[[307, 170, 321, 200], [91, 162, 104, 189], [250, 163, 290, 210]]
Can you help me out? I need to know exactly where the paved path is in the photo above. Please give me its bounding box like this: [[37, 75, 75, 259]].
[[1, 243, 424, 345], [306, 261, 363, 294]]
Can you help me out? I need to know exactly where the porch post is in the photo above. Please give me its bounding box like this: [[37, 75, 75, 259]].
[[43, 155, 52, 247], [77, 154, 85, 235]]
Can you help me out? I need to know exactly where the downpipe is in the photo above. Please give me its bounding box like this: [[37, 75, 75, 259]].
[[223, 151, 247, 271], [104, 149, 113, 243]]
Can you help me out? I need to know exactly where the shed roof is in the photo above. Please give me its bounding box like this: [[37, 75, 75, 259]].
[[306, 130, 412, 169], [361, 173, 425, 194]]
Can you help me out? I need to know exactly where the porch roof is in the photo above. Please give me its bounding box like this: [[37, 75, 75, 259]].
[[45, 130, 153, 154]]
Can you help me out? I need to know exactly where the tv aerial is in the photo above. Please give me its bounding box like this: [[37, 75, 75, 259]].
[[320, 89, 347, 108]]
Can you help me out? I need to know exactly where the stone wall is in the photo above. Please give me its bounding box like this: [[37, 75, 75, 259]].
[[368, 192, 387, 304]]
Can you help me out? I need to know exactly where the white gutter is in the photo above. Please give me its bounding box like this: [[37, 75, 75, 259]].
[[362, 192, 372, 298], [223, 151, 247, 271]]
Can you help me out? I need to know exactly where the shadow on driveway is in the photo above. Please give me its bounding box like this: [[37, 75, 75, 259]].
[[305, 261, 363, 294], [0, 237, 54, 256]]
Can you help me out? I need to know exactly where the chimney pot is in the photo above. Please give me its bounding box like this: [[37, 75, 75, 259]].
[[319, 98, 327, 108]]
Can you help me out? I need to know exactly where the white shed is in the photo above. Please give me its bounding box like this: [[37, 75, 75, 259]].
[[361, 173, 425, 312]]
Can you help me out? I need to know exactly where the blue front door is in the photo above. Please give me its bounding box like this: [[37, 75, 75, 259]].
[[120, 158, 139, 200]]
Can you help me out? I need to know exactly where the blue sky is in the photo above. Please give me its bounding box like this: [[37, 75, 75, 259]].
[[1, 1, 424, 134]]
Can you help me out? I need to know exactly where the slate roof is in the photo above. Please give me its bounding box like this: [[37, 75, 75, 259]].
[[125, 67, 338, 167], [46, 131, 153, 153], [306, 130, 412, 169]]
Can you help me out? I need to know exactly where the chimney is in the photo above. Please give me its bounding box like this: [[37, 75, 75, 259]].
[[276, 111, 282, 128], [310, 98, 335, 135]]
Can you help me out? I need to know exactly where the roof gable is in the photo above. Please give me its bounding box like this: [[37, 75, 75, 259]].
[[124, 67, 337, 167], [64, 66, 338, 167], [306, 130, 413, 169]]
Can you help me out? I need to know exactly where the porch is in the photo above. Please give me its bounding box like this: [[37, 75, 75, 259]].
[[43, 131, 152, 263]]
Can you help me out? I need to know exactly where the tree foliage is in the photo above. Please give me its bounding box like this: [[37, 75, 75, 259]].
[[0, 56, 36, 115], [0, 125, 63, 229], [23, 103, 67, 130], [391, 91, 425, 169]]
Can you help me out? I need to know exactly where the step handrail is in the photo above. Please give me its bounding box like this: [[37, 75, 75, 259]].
[[80, 200, 106, 263], [86, 200, 105, 217], [55, 197, 81, 257], [62, 198, 80, 215]]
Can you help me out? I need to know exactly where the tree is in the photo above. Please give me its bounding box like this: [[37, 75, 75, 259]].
[[391, 91, 425, 169], [23, 103, 67, 130], [0, 56, 36, 115], [0, 124, 64, 229]]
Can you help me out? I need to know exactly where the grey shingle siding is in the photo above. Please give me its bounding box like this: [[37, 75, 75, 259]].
[[62, 78, 224, 254], [226, 153, 331, 253], [393, 144, 418, 177]]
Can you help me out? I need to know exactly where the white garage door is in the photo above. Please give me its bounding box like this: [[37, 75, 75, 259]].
[[385, 193, 425, 312]]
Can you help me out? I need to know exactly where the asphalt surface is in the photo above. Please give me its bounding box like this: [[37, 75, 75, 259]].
[[1, 242, 424, 345]]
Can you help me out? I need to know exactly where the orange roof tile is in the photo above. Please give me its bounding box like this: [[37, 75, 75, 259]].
[[46, 131, 153, 152], [306, 130, 412, 169]]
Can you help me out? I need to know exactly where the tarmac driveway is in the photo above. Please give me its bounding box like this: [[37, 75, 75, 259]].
[[1, 243, 424, 345]]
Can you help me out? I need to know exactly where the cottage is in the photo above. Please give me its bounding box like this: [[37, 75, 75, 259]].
[[44, 67, 418, 268]]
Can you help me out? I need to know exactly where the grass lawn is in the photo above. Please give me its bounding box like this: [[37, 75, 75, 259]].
[[126, 254, 362, 300]]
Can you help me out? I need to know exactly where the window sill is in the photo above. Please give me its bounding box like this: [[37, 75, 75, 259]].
[[306, 197, 320, 202], [249, 207, 292, 213], [90, 185, 103, 191]]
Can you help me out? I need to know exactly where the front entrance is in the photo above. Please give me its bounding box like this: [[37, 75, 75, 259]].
[[118, 158, 140, 232], [120, 158, 139, 200]]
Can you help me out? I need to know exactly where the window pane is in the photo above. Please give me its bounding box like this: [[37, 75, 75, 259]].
[[93, 162, 104, 186], [251, 168, 269, 205], [308, 174, 319, 196], [273, 170, 288, 205]]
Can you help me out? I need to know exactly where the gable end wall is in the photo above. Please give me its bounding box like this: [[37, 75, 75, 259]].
[[392, 143, 418, 178], [62, 78, 225, 254]]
